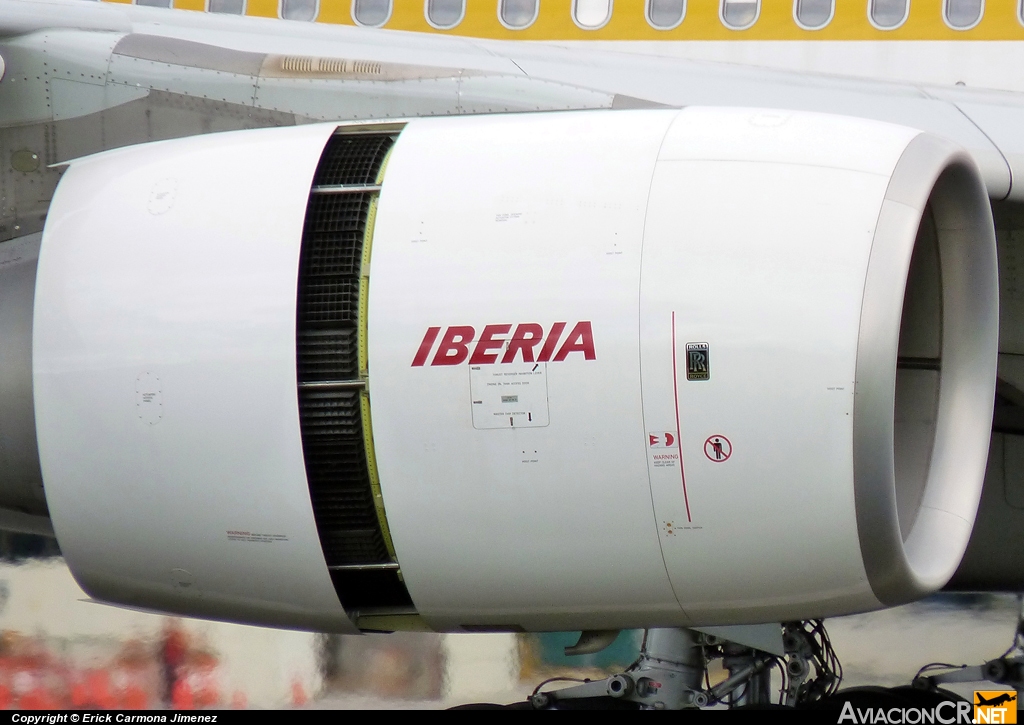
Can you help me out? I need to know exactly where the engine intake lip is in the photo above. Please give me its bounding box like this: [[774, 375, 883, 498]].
[[853, 132, 998, 605]]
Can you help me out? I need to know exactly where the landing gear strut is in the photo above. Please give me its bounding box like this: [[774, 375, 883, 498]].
[[530, 628, 707, 710], [528, 621, 844, 710]]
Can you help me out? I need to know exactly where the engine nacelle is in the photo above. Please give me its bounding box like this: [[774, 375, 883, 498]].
[[20, 108, 997, 633]]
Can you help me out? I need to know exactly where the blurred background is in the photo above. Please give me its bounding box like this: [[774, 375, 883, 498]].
[[0, 534, 1017, 709]]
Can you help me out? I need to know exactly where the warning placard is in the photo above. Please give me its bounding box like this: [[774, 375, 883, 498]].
[[648, 431, 680, 468], [470, 363, 549, 429]]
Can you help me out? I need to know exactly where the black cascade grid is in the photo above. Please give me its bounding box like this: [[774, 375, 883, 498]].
[[302, 194, 372, 278], [297, 328, 358, 382], [297, 388, 388, 564], [296, 132, 411, 610], [314, 134, 394, 187]]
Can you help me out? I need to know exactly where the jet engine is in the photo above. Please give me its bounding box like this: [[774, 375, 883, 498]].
[[2, 108, 998, 633]]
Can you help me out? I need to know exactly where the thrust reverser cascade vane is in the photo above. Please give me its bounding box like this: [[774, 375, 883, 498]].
[[0, 108, 999, 633]]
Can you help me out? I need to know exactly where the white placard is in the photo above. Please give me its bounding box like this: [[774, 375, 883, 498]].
[[470, 363, 549, 429]]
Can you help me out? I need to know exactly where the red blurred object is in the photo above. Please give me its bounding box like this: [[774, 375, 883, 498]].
[[87, 669, 115, 709], [19, 687, 57, 710], [171, 678, 194, 710], [231, 690, 247, 709], [0, 624, 223, 710], [122, 684, 148, 710], [291, 680, 307, 707], [69, 681, 89, 708]]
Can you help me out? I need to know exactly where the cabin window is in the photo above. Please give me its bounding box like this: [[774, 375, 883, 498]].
[[720, 0, 759, 29], [136, 0, 173, 7], [647, 0, 685, 29], [352, 0, 391, 26], [944, 0, 982, 28], [573, 0, 612, 28], [499, 0, 539, 28], [794, 0, 833, 28], [869, 0, 909, 28], [426, 0, 465, 28], [208, 0, 244, 14], [281, 0, 317, 21]]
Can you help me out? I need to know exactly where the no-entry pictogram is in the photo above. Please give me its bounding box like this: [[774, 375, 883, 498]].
[[704, 435, 732, 463]]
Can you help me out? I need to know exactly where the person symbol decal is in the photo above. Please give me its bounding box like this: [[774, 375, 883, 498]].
[[703, 435, 732, 463]]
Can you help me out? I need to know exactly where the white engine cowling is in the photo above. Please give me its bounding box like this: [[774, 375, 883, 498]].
[[29, 108, 997, 633]]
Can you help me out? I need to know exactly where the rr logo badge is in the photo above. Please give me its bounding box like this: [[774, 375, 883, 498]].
[[686, 343, 709, 381]]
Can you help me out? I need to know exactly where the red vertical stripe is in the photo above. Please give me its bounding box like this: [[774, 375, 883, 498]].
[[671, 311, 692, 522]]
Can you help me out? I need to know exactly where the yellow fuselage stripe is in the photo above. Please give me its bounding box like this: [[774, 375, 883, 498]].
[[105, 0, 1024, 41]]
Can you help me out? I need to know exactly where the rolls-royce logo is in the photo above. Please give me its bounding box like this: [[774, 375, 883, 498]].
[[686, 342, 710, 381]]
